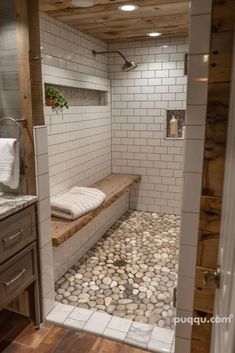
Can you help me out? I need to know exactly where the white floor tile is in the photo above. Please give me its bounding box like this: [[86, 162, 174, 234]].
[[46, 303, 74, 324], [69, 307, 93, 322], [171, 337, 175, 353], [107, 316, 132, 333], [125, 336, 148, 350], [64, 318, 85, 330], [103, 328, 127, 342], [148, 338, 172, 353], [83, 312, 112, 335], [151, 326, 174, 345], [125, 321, 153, 349]]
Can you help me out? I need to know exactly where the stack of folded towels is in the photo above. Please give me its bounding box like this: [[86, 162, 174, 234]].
[[51, 186, 106, 220], [0, 138, 20, 189]]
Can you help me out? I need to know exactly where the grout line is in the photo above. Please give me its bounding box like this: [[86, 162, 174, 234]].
[[146, 325, 154, 348]]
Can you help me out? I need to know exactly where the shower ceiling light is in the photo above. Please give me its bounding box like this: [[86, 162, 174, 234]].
[[148, 32, 162, 37], [119, 4, 139, 11], [71, 0, 95, 7]]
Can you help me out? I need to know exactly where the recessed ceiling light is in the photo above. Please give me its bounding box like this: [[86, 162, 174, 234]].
[[148, 32, 162, 37], [119, 4, 139, 12], [71, 0, 95, 7]]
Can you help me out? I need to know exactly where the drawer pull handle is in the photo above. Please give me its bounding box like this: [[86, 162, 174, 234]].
[[3, 268, 26, 287], [2, 230, 23, 244]]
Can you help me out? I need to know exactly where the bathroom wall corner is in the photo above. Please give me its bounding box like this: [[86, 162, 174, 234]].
[[33, 126, 55, 318]]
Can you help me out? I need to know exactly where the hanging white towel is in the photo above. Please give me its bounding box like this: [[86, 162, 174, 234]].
[[0, 138, 20, 189], [51, 186, 106, 220]]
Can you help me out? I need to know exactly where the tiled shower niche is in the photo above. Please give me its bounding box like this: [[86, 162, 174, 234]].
[[45, 84, 108, 106], [166, 110, 186, 139]]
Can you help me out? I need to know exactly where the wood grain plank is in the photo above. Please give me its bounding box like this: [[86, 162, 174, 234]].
[[5, 323, 151, 353], [194, 267, 216, 314], [40, 0, 190, 42], [197, 232, 219, 269], [209, 31, 233, 83], [199, 196, 222, 233], [15, 0, 45, 194], [192, 1, 234, 351], [191, 312, 212, 353], [202, 141, 226, 197]]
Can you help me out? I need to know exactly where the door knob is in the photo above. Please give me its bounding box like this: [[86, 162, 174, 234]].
[[203, 266, 220, 289]]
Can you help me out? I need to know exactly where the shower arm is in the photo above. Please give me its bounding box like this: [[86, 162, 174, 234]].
[[92, 50, 129, 63]]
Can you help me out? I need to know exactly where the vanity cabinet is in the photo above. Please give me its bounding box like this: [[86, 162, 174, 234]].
[[0, 206, 36, 263], [0, 205, 40, 326]]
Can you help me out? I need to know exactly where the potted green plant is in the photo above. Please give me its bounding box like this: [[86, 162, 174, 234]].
[[45, 86, 69, 110]]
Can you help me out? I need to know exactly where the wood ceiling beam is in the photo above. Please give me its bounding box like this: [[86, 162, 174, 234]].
[[71, 13, 188, 30]]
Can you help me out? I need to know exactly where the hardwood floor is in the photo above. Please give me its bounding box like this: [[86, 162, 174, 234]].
[[0, 310, 29, 353], [2, 322, 150, 353]]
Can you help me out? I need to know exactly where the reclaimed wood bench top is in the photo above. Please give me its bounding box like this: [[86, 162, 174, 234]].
[[51, 174, 141, 247]]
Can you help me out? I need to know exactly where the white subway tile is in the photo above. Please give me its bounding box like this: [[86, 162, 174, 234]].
[[177, 275, 195, 312], [180, 212, 199, 247], [189, 14, 211, 54], [182, 172, 202, 213], [186, 104, 207, 125], [178, 244, 197, 278], [187, 54, 209, 105], [191, 0, 212, 15], [184, 139, 204, 173]]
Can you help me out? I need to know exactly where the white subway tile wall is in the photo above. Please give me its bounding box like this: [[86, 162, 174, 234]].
[[34, 126, 55, 318], [175, 0, 212, 352], [109, 38, 188, 215], [40, 14, 111, 198]]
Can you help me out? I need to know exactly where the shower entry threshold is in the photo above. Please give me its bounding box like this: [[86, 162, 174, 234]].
[[46, 303, 175, 353]]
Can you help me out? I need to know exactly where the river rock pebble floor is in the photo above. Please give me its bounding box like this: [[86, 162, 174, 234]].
[[55, 211, 180, 328]]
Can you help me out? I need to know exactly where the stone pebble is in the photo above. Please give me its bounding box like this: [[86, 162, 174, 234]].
[[55, 210, 179, 329]]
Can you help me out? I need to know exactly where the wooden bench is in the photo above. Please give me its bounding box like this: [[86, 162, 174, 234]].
[[51, 174, 141, 247]]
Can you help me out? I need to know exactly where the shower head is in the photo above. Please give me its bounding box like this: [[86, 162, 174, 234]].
[[122, 60, 138, 72], [92, 50, 138, 71]]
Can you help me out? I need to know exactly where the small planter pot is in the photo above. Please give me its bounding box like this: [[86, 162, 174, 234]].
[[46, 98, 56, 107]]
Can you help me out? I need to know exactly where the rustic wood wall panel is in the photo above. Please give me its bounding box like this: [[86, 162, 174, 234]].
[[15, 0, 44, 194], [192, 0, 235, 352], [194, 267, 216, 314], [40, 0, 190, 43]]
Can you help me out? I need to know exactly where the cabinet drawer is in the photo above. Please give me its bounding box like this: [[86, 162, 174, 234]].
[[0, 243, 37, 308], [0, 205, 36, 264]]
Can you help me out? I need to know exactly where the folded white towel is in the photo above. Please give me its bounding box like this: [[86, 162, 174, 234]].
[[51, 186, 106, 220], [0, 138, 20, 189]]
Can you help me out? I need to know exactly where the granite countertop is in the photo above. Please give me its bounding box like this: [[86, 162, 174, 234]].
[[0, 192, 38, 221]]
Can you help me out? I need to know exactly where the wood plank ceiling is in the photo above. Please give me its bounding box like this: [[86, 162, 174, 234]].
[[40, 0, 190, 43]]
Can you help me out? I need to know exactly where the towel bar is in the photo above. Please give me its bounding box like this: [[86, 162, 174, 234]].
[[0, 117, 26, 142]]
